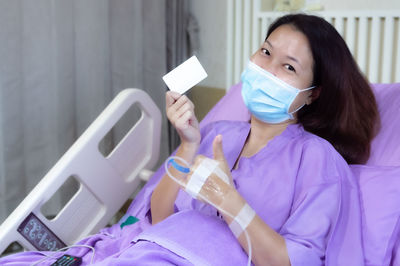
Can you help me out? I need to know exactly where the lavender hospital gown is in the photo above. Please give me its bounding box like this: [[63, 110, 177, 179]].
[[0, 120, 364, 265]]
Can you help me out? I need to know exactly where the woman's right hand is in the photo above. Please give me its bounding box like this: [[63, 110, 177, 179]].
[[151, 91, 200, 224], [166, 91, 201, 148]]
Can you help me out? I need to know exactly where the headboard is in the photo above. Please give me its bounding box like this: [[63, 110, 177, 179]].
[[226, 0, 400, 88]]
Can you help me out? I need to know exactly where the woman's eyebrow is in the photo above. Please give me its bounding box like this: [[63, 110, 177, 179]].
[[265, 40, 273, 48], [287, 56, 301, 66], [265, 39, 302, 68]]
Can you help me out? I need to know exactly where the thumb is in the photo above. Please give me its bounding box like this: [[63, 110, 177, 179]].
[[212, 135, 226, 163]]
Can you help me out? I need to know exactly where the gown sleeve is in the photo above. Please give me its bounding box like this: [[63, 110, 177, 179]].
[[279, 138, 344, 266]]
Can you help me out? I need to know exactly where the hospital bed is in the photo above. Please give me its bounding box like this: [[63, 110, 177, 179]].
[[0, 89, 162, 254], [1, 10, 400, 266], [1, 84, 400, 265]]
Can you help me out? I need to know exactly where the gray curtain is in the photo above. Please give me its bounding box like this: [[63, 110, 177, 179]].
[[166, 0, 199, 152], [0, 0, 169, 224]]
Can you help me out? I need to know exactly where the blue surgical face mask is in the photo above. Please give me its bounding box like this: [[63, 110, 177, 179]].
[[241, 61, 314, 124]]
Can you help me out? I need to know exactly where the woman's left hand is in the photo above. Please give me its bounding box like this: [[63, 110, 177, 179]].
[[185, 135, 244, 214]]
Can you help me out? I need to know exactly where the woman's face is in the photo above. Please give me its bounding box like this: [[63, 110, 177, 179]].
[[250, 24, 315, 113]]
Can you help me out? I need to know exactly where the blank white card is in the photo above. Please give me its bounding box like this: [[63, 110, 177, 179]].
[[162, 55, 208, 94]]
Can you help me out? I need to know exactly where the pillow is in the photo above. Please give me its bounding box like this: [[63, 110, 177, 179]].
[[367, 83, 400, 166], [199, 82, 250, 127], [351, 165, 400, 265]]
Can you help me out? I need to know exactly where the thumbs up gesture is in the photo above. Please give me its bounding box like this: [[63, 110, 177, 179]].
[[185, 135, 235, 208], [212, 135, 234, 186]]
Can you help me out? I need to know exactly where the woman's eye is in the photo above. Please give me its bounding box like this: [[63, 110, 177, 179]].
[[261, 48, 270, 56], [285, 64, 296, 72]]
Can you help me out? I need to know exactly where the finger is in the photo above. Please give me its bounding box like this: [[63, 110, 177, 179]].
[[173, 95, 192, 111], [171, 102, 193, 122], [166, 91, 190, 111], [165, 91, 181, 108], [167, 95, 193, 118], [212, 135, 233, 185], [174, 103, 198, 129], [166, 94, 184, 120], [175, 110, 193, 130], [212, 135, 227, 163]]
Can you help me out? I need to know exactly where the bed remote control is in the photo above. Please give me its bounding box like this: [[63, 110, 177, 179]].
[[51, 254, 82, 266]]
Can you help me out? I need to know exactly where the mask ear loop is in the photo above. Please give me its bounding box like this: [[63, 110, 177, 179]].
[[164, 156, 253, 266], [288, 86, 315, 118]]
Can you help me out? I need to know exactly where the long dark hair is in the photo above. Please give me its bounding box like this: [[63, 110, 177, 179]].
[[267, 14, 379, 164]]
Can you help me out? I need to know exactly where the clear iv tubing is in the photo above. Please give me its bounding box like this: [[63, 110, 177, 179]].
[[164, 156, 253, 266]]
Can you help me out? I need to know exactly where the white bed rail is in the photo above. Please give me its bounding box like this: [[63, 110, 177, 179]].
[[0, 88, 161, 254], [226, 0, 400, 88]]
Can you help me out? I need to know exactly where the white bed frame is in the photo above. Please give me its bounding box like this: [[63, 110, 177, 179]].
[[0, 89, 161, 255]]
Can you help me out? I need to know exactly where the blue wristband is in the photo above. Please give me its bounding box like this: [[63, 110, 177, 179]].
[[169, 158, 190, 173]]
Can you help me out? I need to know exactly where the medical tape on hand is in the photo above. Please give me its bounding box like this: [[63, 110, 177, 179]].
[[213, 164, 231, 185], [185, 158, 218, 198], [229, 203, 256, 238]]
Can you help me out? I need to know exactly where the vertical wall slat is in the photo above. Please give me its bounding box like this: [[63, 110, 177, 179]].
[[251, 0, 260, 57], [346, 17, 356, 56], [260, 17, 268, 46], [324, 16, 333, 24], [335, 17, 344, 37], [382, 16, 394, 83], [357, 16, 368, 76], [242, 0, 250, 70], [369, 16, 380, 83], [233, 0, 242, 85], [226, 0, 233, 89], [257, 18, 263, 51]]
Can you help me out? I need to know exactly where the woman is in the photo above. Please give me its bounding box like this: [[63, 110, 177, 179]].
[[0, 14, 378, 266], [150, 13, 378, 265]]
